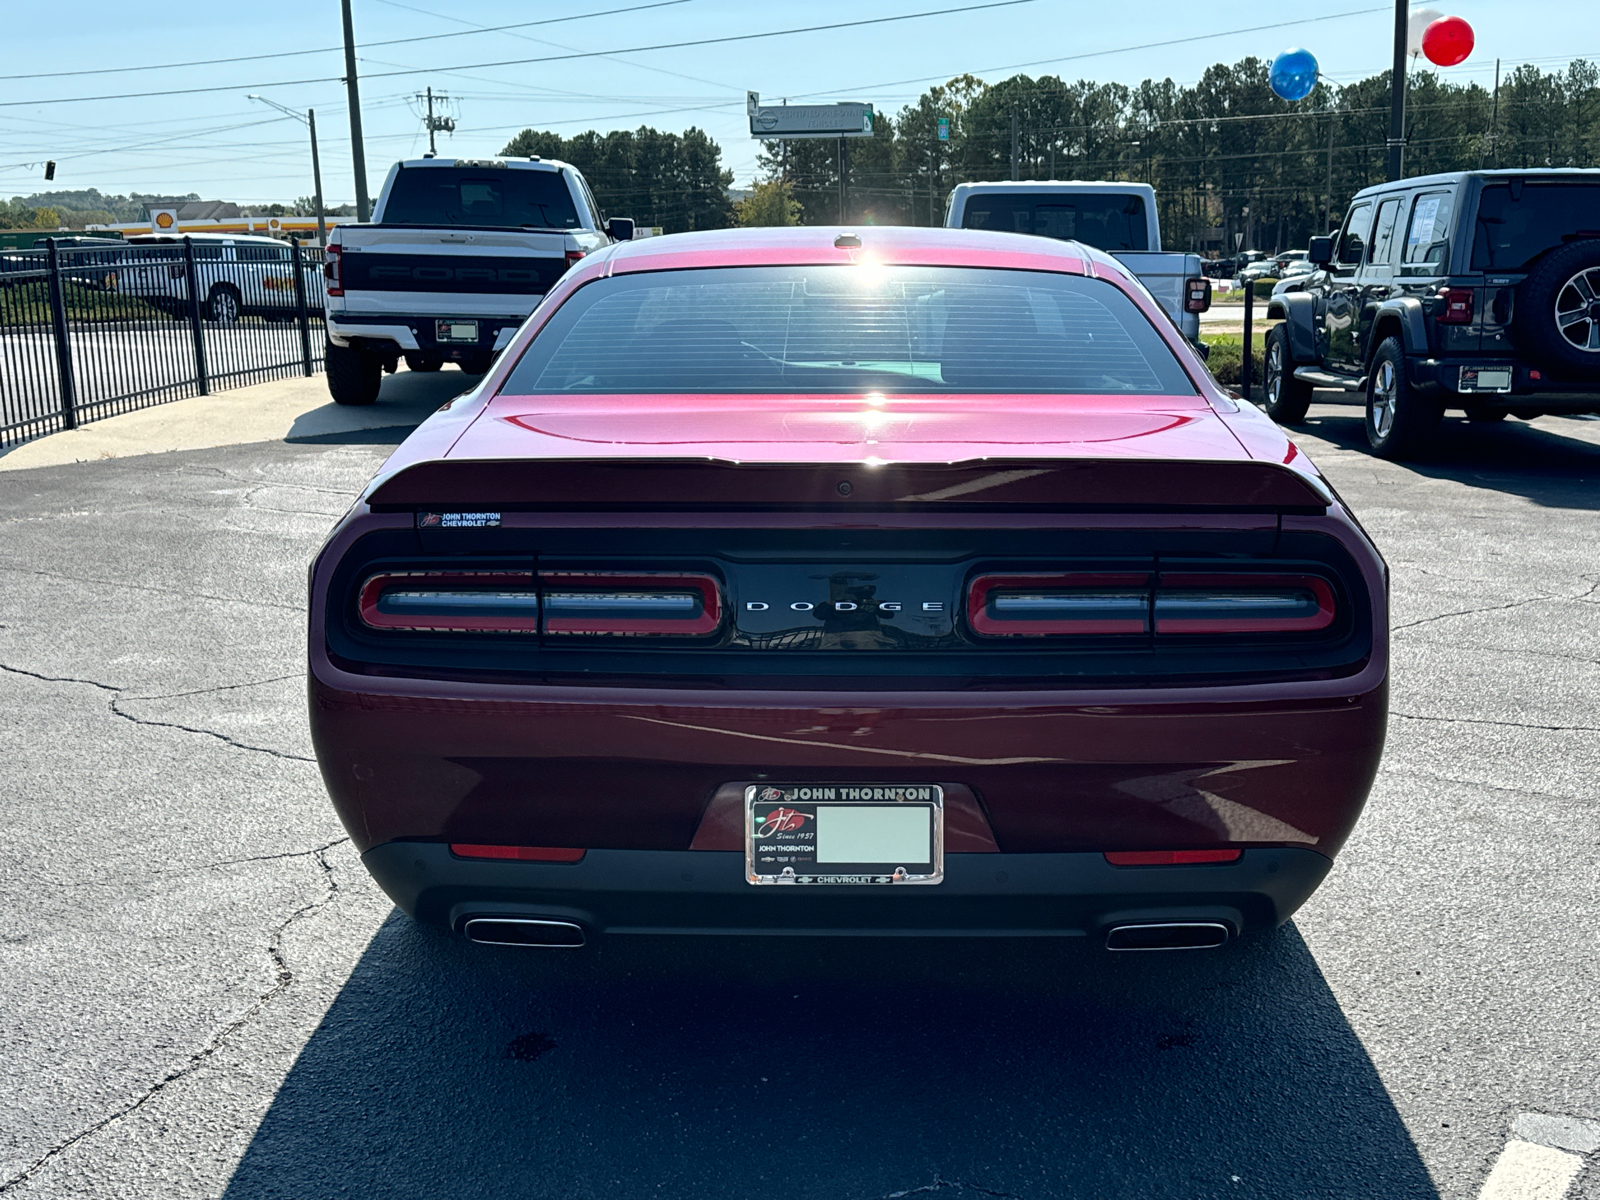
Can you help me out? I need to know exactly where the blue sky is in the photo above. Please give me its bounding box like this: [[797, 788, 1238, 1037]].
[[2, 1, 1594, 207]]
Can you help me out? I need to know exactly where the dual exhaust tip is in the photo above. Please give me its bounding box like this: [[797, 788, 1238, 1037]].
[[463, 918, 1229, 951]]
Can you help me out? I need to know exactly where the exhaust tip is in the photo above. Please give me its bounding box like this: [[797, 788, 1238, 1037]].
[[463, 918, 586, 948], [1105, 922, 1230, 951]]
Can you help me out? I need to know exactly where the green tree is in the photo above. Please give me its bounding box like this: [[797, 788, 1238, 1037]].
[[735, 179, 802, 226]]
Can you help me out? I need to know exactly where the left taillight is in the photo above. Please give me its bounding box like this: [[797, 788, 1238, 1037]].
[[564, 249, 586, 269], [358, 570, 539, 633], [540, 571, 721, 637], [325, 243, 343, 297], [1152, 573, 1334, 634], [968, 573, 1150, 636]]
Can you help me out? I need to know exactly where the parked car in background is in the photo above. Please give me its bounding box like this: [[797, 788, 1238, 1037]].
[[308, 225, 1388, 954], [1270, 259, 1320, 298], [1273, 250, 1309, 273], [1262, 169, 1600, 457], [322, 156, 629, 404], [1239, 260, 1280, 285], [116, 233, 323, 322], [945, 181, 1211, 347]]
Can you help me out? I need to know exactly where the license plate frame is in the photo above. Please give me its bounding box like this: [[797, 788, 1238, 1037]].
[[745, 784, 944, 886], [1458, 365, 1513, 393], [436, 319, 479, 343]]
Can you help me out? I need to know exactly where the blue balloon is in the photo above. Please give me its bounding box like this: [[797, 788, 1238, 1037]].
[[1270, 47, 1319, 102]]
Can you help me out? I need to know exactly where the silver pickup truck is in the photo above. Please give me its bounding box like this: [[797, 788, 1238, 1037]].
[[945, 180, 1210, 350], [323, 156, 631, 404]]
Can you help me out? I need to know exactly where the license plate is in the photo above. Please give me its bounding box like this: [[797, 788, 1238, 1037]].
[[436, 319, 479, 343], [745, 784, 943, 885], [1459, 366, 1512, 393]]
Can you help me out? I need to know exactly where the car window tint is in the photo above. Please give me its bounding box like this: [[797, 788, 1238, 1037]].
[[502, 265, 1195, 396], [1471, 182, 1600, 271], [1336, 203, 1373, 267], [1402, 191, 1455, 275], [234, 244, 291, 262], [960, 194, 1150, 252], [192, 245, 227, 260], [1369, 198, 1403, 266], [382, 167, 581, 228]]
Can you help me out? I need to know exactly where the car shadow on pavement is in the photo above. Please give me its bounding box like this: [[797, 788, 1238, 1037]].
[[283, 368, 485, 445], [1295, 401, 1600, 511], [220, 913, 1438, 1199]]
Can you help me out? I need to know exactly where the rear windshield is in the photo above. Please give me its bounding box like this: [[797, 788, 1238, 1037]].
[[501, 265, 1194, 396], [960, 193, 1150, 252], [1472, 183, 1600, 271], [381, 167, 581, 229]]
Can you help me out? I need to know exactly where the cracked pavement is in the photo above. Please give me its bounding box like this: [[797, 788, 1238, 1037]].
[[1, 399, 1597, 1199]]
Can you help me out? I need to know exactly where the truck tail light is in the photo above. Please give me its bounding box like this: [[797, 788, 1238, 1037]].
[[968, 573, 1151, 636], [1436, 287, 1473, 324], [1153, 573, 1334, 634], [564, 249, 586, 269], [325, 243, 343, 297], [1105, 849, 1242, 866], [539, 571, 721, 636], [358, 570, 538, 632], [1184, 277, 1212, 313]]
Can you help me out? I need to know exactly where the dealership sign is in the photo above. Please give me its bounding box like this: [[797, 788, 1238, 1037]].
[[747, 92, 874, 139]]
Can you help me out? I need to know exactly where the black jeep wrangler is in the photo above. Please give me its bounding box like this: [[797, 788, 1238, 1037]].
[[1261, 169, 1600, 457]]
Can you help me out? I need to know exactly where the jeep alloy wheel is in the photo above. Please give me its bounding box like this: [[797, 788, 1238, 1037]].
[[1554, 265, 1600, 354]]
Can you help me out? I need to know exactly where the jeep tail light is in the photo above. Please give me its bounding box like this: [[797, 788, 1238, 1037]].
[[358, 570, 538, 632], [564, 249, 586, 269], [450, 844, 586, 862], [325, 243, 343, 297], [1437, 287, 1473, 324], [968, 573, 1151, 636], [1153, 573, 1334, 634], [1105, 849, 1242, 866], [1184, 277, 1212, 314], [539, 571, 721, 636]]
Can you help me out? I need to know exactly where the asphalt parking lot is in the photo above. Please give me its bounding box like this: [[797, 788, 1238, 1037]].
[[1, 393, 1597, 1199]]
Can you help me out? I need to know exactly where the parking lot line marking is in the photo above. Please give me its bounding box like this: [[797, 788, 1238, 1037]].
[[1513, 1113, 1600, 1155], [1476, 1140, 1584, 1200]]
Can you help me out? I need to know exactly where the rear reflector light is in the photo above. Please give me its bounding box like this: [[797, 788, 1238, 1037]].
[[1105, 849, 1243, 866], [1153, 573, 1334, 634], [325, 243, 343, 297], [1437, 287, 1473, 324], [539, 571, 721, 636], [968, 573, 1151, 636], [450, 844, 586, 862], [358, 570, 538, 632]]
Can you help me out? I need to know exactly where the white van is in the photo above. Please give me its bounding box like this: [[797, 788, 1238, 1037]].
[[118, 232, 324, 323]]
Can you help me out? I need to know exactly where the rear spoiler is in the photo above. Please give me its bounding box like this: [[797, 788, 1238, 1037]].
[[366, 458, 1332, 512]]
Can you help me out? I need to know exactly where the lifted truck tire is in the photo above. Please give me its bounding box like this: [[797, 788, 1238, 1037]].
[[326, 343, 382, 406], [1365, 337, 1441, 459], [1260, 324, 1314, 424]]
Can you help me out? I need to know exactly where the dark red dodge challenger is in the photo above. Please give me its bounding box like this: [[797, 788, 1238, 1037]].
[[308, 227, 1388, 952]]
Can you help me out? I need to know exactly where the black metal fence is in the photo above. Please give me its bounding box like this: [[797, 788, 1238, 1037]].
[[0, 236, 327, 448]]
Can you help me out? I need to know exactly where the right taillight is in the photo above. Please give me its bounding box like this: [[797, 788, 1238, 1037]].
[[968, 573, 1151, 636], [1153, 573, 1334, 634], [358, 570, 538, 633], [325, 243, 343, 297], [1183, 277, 1212, 313]]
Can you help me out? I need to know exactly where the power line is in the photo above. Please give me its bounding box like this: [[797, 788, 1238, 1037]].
[[0, 0, 1043, 108], [0, 0, 698, 83]]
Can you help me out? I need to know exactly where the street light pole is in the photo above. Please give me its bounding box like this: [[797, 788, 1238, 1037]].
[[1387, 0, 1408, 181], [248, 95, 327, 245]]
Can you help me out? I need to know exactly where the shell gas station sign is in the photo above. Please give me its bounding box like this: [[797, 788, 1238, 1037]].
[[149, 208, 180, 233]]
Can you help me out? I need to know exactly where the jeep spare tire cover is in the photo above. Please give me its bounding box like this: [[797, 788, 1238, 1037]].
[[1513, 238, 1600, 380]]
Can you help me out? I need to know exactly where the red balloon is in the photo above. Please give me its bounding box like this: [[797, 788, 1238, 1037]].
[[1422, 15, 1474, 67]]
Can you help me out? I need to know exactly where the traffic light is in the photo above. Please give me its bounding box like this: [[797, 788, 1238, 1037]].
[[44, 161, 55, 181]]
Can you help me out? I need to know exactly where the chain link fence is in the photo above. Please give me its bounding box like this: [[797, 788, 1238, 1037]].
[[0, 236, 327, 449]]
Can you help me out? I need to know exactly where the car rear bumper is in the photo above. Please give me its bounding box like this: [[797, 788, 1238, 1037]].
[[1407, 357, 1600, 405], [364, 841, 1332, 941], [327, 311, 527, 355]]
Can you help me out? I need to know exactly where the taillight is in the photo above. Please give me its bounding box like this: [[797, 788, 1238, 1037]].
[[539, 571, 721, 636], [564, 249, 585, 269], [1184, 277, 1212, 313], [325, 243, 343, 297], [1153, 573, 1334, 634], [358, 570, 538, 632], [968, 573, 1150, 636], [450, 844, 586, 862], [1436, 286, 1473, 324], [1105, 849, 1242, 866]]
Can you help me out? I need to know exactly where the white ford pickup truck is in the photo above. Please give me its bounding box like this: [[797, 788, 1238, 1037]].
[[323, 156, 630, 404], [945, 180, 1210, 351]]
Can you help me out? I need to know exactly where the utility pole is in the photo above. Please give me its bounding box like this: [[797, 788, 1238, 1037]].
[[248, 94, 327, 245], [1484, 58, 1502, 169], [1010, 110, 1019, 180], [341, 0, 371, 221], [1387, 0, 1408, 181], [837, 136, 846, 224], [418, 87, 456, 158], [1325, 108, 1336, 231]]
